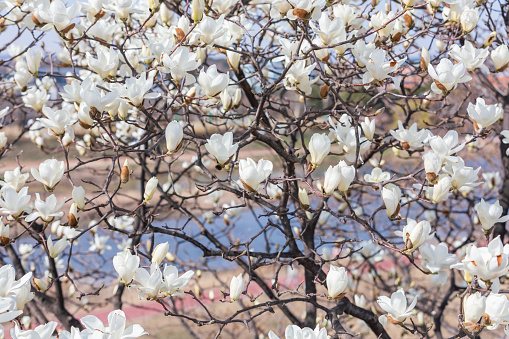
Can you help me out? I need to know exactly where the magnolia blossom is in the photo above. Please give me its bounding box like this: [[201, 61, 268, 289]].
[[0, 167, 29, 192], [390, 121, 430, 149], [283, 60, 317, 95], [152, 242, 169, 265], [165, 121, 184, 154], [286, 0, 324, 21], [321, 164, 341, 197], [463, 292, 486, 324], [238, 158, 273, 192], [268, 325, 329, 339], [39, 0, 80, 32], [336, 161, 355, 192], [144, 177, 159, 202], [362, 49, 405, 86], [47, 237, 68, 258], [79, 310, 148, 338], [364, 167, 390, 184], [492, 45, 509, 72], [430, 175, 453, 203], [134, 263, 194, 299], [124, 72, 160, 107], [460, 8, 479, 33], [31, 159, 65, 192], [205, 132, 239, 166], [451, 236, 509, 292], [196, 15, 227, 45], [0, 187, 31, 218], [422, 151, 442, 184], [378, 289, 418, 326], [485, 294, 509, 330], [475, 199, 509, 233], [159, 47, 201, 84], [198, 65, 229, 98], [419, 243, 458, 286], [25, 194, 65, 224], [229, 273, 244, 302], [89, 233, 112, 255], [72, 186, 86, 210], [38, 106, 74, 138], [360, 117, 376, 141], [449, 41, 489, 73], [428, 59, 472, 95], [326, 265, 348, 299], [428, 130, 465, 161], [10, 322, 57, 339], [381, 184, 401, 219], [395, 219, 434, 253], [113, 250, 140, 284], [466, 98, 503, 132], [308, 133, 330, 167]]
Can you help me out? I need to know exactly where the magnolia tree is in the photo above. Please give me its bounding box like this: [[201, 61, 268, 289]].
[[1, 0, 509, 337]]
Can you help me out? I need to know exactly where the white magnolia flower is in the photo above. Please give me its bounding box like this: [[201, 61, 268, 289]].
[[419, 243, 458, 286], [10, 322, 57, 339], [428, 130, 465, 161], [422, 151, 442, 184], [460, 8, 479, 33], [451, 236, 509, 292], [466, 98, 503, 132], [390, 121, 430, 149], [46, 237, 68, 258], [159, 47, 201, 84], [362, 49, 405, 86], [0, 167, 29, 192], [0, 187, 31, 218], [80, 310, 148, 338], [449, 41, 489, 73], [326, 265, 348, 299], [370, 11, 397, 39], [463, 292, 486, 324], [38, 106, 74, 139], [283, 60, 317, 95], [25, 194, 65, 224], [485, 293, 509, 330], [165, 121, 184, 154], [39, 0, 80, 32], [430, 175, 453, 203], [144, 177, 159, 202], [86, 47, 119, 79], [124, 72, 160, 107], [381, 184, 401, 219], [321, 164, 341, 197], [428, 59, 472, 95], [308, 133, 330, 167], [337, 161, 355, 193], [364, 167, 390, 184], [268, 325, 329, 339], [22, 87, 49, 112], [238, 158, 273, 192], [360, 117, 376, 141], [395, 219, 435, 253], [72, 186, 86, 210], [196, 15, 228, 46], [205, 132, 239, 166], [378, 289, 418, 325], [492, 45, 509, 72], [198, 65, 230, 98], [113, 250, 140, 284], [31, 159, 65, 192], [475, 199, 509, 233], [152, 242, 169, 265], [229, 273, 244, 302], [89, 233, 112, 255], [286, 0, 324, 21]]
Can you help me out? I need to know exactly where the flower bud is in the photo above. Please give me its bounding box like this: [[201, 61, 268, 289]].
[[191, 0, 205, 22], [232, 88, 242, 109], [144, 177, 159, 202], [484, 32, 497, 48], [298, 188, 310, 210], [220, 90, 232, 112], [33, 278, 48, 292], [421, 47, 430, 71], [226, 49, 241, 72], [229, 274, 244, 302], [152, 242, 169, 265], [121, 159, 130, 184], [68, 203, 79, 228]]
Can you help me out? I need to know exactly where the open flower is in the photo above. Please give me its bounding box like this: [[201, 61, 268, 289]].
[[451, 235, 509, 292], [80, 310, 148, 338], [428, 59, 472, 95], [463, 292, 486, 325], [47, 236, 68, 258], [466, 98, 503, 132], [31, 159, 65, 192], [113, 251, 140, 285], [484, 293, 509, 330], [268, 325, 328, 339], [449, 41, 489, 73], [205, 132, 239, 166], [390, 121, 430, 149], [419, 243, 458, 286], [39, 0, 80, 33], [492, 45, 509, 72], [0, 187, 31, 218], [364, 167, 390, 184], [38, 107, 74, 138], [0, 167, 29, 192], [362, 49, 406, 86], [198, 65, 230, 98], [159, 47, 201, 84], [238, 158, 273, 192], [25, 194, 65, 224], [378, 289, 418, 326], [475, 199, 509, 233], [283, 60, 317, 95]]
